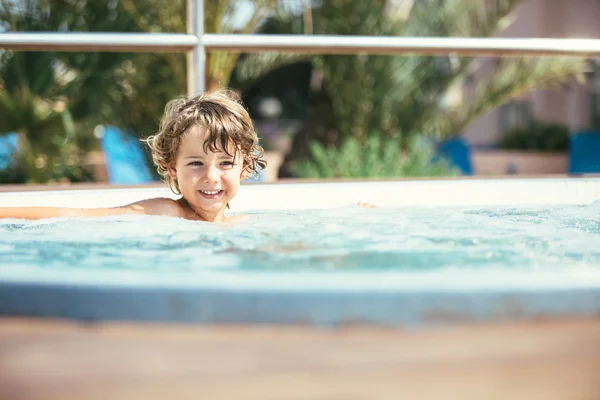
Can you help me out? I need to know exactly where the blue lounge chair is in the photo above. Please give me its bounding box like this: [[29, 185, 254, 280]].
[[0, 133, 19, 170], [100, 125, 154, 184], [437, 137, 473, 175], [568, 131, 600, 174]]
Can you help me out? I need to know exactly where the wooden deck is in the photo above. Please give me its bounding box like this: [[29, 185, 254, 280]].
[[1, 317, 599, 400]]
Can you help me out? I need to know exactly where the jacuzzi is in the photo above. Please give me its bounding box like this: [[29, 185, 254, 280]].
[[1, 177, 600, 326]]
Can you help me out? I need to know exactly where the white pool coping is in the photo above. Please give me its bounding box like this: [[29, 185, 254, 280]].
[[1, 177, 600, 209]]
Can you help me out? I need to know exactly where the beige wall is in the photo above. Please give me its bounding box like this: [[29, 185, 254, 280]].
[[472, 151, 568, 175], [463, 0, 600, 147]]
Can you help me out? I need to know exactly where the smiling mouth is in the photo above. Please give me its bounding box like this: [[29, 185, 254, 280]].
[[198, 189, 224, 199]]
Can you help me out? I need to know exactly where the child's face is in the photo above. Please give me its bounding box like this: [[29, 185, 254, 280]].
[[168, 125, 247, 221]]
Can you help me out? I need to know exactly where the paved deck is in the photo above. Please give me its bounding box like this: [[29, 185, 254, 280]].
[[1, 317, 599, 400]]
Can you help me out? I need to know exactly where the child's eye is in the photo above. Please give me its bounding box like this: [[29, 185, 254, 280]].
[[220, 161, 234, 166], [188, 161, 202, 166]]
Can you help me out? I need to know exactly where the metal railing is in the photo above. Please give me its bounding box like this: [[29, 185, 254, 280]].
[[1, 0, 600, 94]]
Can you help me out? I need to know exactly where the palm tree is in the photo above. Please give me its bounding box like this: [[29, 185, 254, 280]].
[[234, 0, 588, 176], [2, 0, 588, 181], [0, 48, 100, 182], [0, 0, 139, 182], [1, 0, 292, 182], [118, 0, 281, 92]]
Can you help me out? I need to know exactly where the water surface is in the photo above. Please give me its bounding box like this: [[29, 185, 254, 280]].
[[1, 202, 599, 281]]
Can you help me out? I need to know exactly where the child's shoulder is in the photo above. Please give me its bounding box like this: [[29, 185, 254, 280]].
[[123, 197, 186, 218]]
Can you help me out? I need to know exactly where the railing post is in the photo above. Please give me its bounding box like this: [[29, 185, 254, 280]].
[[187, 0, 205, 96]]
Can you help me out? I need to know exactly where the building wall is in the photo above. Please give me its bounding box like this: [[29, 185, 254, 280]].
[[463, 0, 600, 147]]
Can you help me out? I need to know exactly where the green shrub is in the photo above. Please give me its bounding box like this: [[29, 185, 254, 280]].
[[0, 149, 95, 184], [0, 161, 28, 184], [498, 121, 569, 152], [292, 134, 459, 179]]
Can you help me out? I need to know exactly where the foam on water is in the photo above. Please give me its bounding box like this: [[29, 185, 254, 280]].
[[1, 201, 600, 290]]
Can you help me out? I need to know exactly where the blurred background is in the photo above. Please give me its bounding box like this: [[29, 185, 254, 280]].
[[1, 0, 599, 186]]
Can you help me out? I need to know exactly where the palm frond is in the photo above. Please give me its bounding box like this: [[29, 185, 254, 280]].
[[391, 0, 523, 123], [426, 57, 588, 137], [235, 52, 311, 87], [232, 6, 310, 88]]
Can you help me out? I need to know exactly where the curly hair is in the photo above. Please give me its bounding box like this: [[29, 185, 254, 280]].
[[145, 89, 267, 194]]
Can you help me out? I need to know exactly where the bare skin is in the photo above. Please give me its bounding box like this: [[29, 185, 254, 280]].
[[0, 198, 185, 221], [0, 198, 376, 222]]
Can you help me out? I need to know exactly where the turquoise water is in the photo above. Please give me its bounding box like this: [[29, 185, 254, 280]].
[[1, 202, 599, 276]]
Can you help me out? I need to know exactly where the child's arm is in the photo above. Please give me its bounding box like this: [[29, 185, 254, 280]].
[[0, 198, 183, 220]]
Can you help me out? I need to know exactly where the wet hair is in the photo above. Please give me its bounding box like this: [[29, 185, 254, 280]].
[[145, 89, 266, 194]]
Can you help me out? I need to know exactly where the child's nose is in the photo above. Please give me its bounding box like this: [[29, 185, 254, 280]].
[[202, 164, 220, 183]]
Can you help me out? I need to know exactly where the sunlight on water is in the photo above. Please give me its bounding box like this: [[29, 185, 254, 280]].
[[1, 201, 599, 278]]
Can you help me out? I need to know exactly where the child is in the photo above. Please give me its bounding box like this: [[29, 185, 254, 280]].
[[0, 90, 267, 223]]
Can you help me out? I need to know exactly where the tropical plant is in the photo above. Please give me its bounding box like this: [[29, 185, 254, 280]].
[[498, 121, 570, 152], [0, 0, 291, 183], [235, 0, 588, 177], [0, 82, 93, 182], [104, 0, 286, 142], [118, 0, 281, 91], [0, 0, 142, 182], [1, 0, 589, 182], [293, 133, 459, 179]]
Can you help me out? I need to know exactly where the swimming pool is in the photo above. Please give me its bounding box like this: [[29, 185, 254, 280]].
[[1, 178, 600, 325]]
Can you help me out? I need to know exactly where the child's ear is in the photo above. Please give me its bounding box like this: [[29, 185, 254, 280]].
[[167, 164, 177, 179], [240, 168, 249, 180]]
